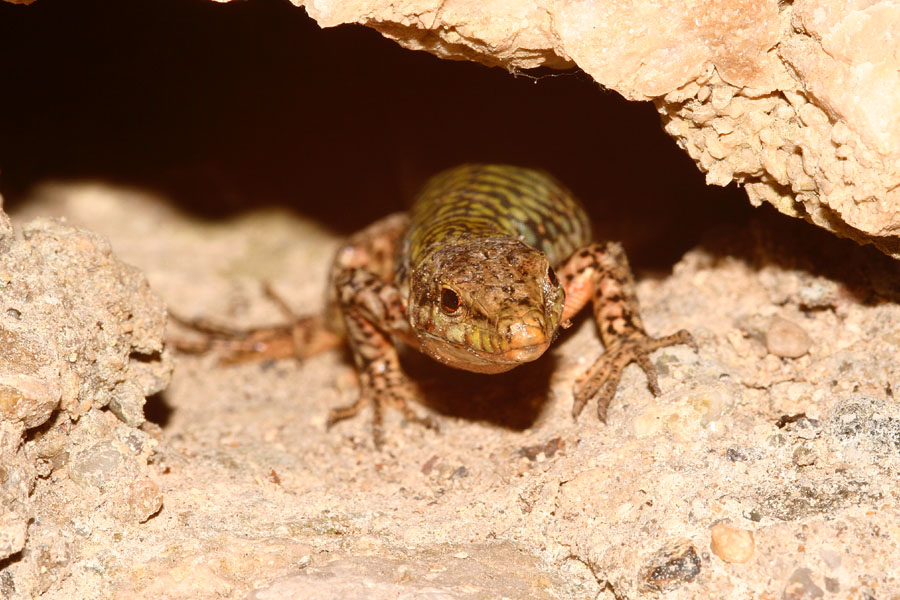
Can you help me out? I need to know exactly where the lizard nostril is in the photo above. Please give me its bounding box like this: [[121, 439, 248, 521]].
[[506, 312, 547, 349], [547, 266, 559, 287]]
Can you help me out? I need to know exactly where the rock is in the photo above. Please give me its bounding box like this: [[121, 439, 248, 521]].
[[6, 182, 900, 600], [783, 567, 824, 599], [68, 441, 125, 492], [109, 381, 150, 428], [0, 212, 171, 596], [639, 541, 702, 592], [826, 396, 900, 463], [245, 550, 562, 600], [297, 0, 900, 257], [0, 510, 27, 561], [791, 444, 817, 467], [113, 479, 163, 524], [766, 318, 812, 358], [709, 522, 755, 564]]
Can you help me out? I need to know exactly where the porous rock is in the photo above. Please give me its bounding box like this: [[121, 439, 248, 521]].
[[8, 185, 900, 600], [298, 0, 900, 257], [0, 211, 172, 597]]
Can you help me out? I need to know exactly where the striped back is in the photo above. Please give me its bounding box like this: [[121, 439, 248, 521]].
[[407, 164, 592, 269]]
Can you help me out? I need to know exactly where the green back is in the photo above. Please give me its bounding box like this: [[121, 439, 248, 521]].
[[407, 164, 592, 269]]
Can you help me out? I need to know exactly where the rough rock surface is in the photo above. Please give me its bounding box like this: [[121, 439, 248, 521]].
[[298, 0, 900, 257], [0, 210, 172, 598], [8, 182, 900, 599]]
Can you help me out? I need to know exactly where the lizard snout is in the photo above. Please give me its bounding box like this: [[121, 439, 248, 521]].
[[502, 310, 550, 351]]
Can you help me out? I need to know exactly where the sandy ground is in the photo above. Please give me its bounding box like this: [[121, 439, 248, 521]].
[[5, 181, 900, 599]]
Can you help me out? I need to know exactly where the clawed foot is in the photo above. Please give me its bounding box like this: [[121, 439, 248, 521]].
[[326, 360, 438, 449], [572, 329, 695, 422]]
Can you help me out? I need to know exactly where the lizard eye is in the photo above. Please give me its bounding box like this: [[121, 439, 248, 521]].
[[547, 266, 559, 287], [440, 288, 461, 314]]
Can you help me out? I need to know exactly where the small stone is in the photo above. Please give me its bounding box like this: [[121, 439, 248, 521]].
[[115, 426, 147, 455], [790, 417, 821, 440], [0, 369, 61, 430], [798, 281, 836, 309], [114, 478, 163, 523], [68, 440, 123, 491], [792, 444, 817, 466], [0, 510, 28, 561], [726, 447, 749, 462], [818, 547, 841, 569], [783, 567, 824, 599], [710, 522, 755, 563], [518, 437, 564, 462], [450, 466, 468, 479], [0, 571, 12, 598], [420, 455, 439, 475], [640, 541, 701, 592], [108, 380, 147, 427], [766, 317, 811, 358]]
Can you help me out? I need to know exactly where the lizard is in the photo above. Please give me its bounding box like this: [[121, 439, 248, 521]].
[[176, 164, 694, 447]]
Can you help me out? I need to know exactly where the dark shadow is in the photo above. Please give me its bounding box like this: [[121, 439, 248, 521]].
[[0, 550, 21, 596], [21, 412, 58, 445], [143, 391, 174, 428], [400, 348, 557, 431], [0, 0, 751, 273], [695, 204, 900, 305]]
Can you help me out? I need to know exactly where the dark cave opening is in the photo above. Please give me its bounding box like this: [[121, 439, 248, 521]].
[[0, 0, 751, 267]]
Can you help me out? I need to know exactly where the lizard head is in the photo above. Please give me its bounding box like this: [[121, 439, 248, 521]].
[[407, 238, 565, 374]]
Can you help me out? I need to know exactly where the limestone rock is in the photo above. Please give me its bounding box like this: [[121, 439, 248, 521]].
[[6, 184, 898, 600], [0, 212, 172, 597], [298, 0, 900, 257]]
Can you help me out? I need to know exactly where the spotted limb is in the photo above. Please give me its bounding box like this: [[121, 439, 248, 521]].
[[172, 164, 695, 447]]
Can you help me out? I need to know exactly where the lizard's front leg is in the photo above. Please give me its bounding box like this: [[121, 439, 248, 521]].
[[327, 267, 437, 448], [557, 242, 695, 421]]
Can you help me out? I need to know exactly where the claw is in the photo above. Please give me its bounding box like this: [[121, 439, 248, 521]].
[[573, 331, 694, 422], [371, 396, 385, 449], [595, 379, 618, 423], [400, 405, 441, 432], [326, 394, 370, 429], [571, 393, 589, 420], [327, 359, 435, 449], [634, 349, 661, 396]]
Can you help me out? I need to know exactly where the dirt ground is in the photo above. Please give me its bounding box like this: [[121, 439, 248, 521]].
[[4, 181, 900, 599]]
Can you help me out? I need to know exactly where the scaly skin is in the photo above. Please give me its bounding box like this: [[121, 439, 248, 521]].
[[175, 164, 694, 447], [403, 164, 590, 373], [325, 164, 693, 446]]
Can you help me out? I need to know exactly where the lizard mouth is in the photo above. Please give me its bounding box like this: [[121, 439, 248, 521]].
[[416, 330, 552, 374]]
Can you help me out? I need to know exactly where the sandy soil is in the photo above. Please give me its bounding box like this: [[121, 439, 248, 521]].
[[4, 181, 900, 599]]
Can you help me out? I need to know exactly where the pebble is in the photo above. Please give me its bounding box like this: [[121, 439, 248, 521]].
[[68, 441, 123, 491], [710, 522, 755, 563], [818, 547, 841, 569], [783, 567, 824, 599], [0, 346, 60, 430], [766, 317, 811, 358], [0, 512, 27, 561], [115, 478, 163, 523], [792, 444, 817, 466], [640, 541, 701, 592]]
